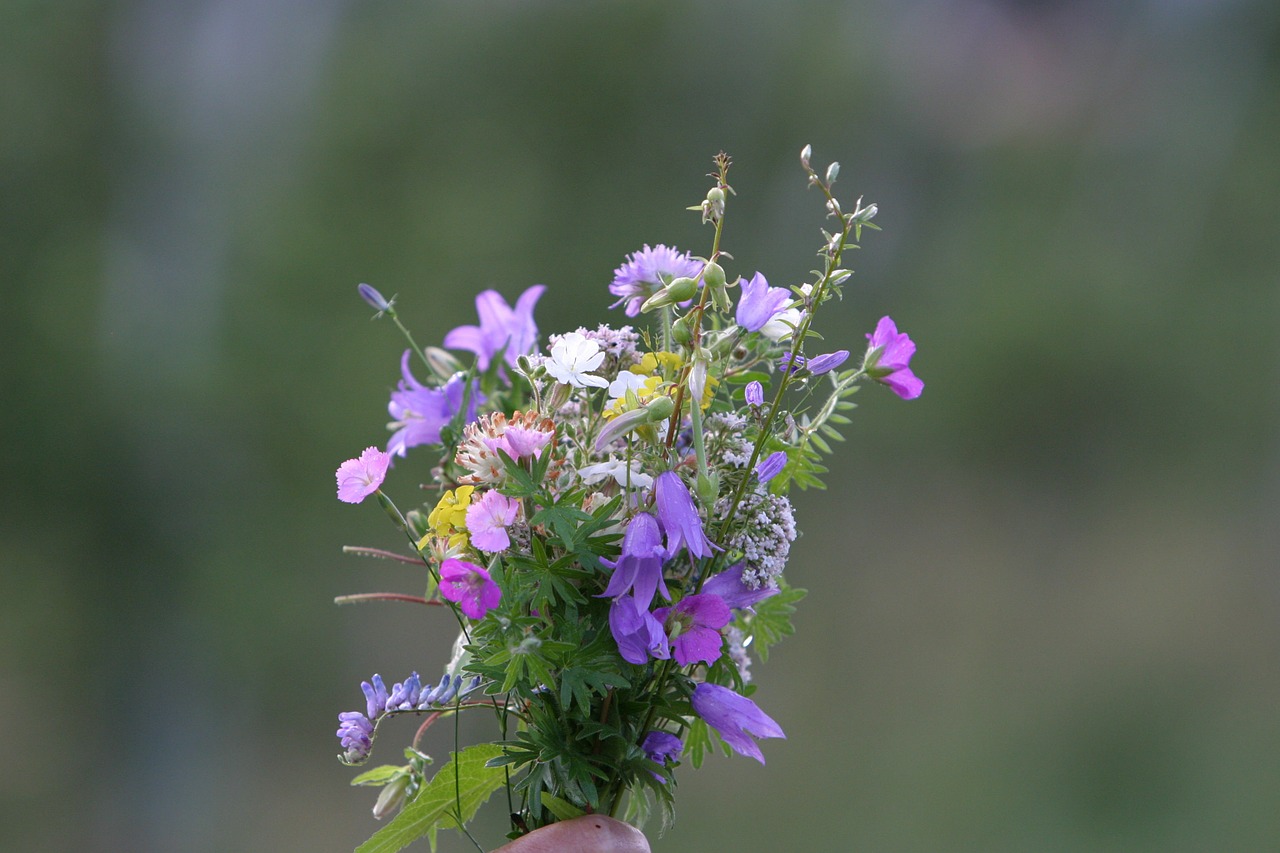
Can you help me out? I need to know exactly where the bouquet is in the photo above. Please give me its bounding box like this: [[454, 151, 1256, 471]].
[[332, 149, 922, 851]]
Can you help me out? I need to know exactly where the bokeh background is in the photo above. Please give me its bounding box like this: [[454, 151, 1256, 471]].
[[4, 1, 1279, 850]]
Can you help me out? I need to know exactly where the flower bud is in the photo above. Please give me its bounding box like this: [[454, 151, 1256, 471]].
[[671, 312, 695, 346], [825, 162, 840, 184], [696, 471, 720, 505], [702, 262, 726, 291], [424, 346, 463, 381], [372, 774, 411, 820], [643, 394, 675, 422], [744, 380, 764, 407], [640, 277, 698, 313], [800, 144, 812, 169], [358, 283, 392, 313]]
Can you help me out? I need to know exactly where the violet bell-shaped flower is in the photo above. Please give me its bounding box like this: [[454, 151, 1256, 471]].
[[641, 730, 683, 782], [443, 285, 545, 371], [702, 562, 780, 611], [864, 315, 924, 400], [609, 595, 670, 665], [387, 353, 483, 457], [653, 471, 718, 560], [754, 450, 787, 484], [734, 272, 792, 333], [599, 512, 670, 609], [690, 682, 786, 764], [807, 349, 850, 376]]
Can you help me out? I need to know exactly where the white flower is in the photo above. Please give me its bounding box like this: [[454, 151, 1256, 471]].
[[608, 370, 648, 400], [760, 307, 803, 342], [545, 331, 609, 388], [578, 457, 654, 489]]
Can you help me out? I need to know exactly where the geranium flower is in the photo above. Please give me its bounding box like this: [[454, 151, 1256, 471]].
[[690, 682, 786, 764], [439, 558, 502, 619], [653, 593, 731, 667], [864, 316, 923, 400], [443, 285, 544, 371], [336, 447, 391, 504], [599, 513, 669, 609], [465, 489, 518, 553], [545, 331, 609, 389]]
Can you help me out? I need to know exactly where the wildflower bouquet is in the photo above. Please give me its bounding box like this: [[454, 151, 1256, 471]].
[[333, 150, 922, 851]]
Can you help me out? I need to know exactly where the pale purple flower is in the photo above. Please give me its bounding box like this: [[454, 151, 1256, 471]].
[[702, 562, 780, 611], [465, 489, 519, 553], [641, 730, 683, 782], [336, 447, 391, 504], [609, 244, 702, 316], [443, 285, 545, 371], [654, 471, 717, 560], [754, 450, 787, 484], [387, 354, 483, 457], [690, 682, 786, 764], [744, 380, 764, 407], [653, 593, 731, 667], [361, 674, 389, 718], [864, 316, 923, 400], [735, 273, 792, 332], [385, 672, 423, 711], [337, 711, 374, 762], [609, 595, 670, 665], [778, 353, 806, 374], [807, 349, 849, 376], [544, 331, 609, 389], [599, 513, 669, 609], [439, 558, 502, 619], [357, 282, 392, 313]]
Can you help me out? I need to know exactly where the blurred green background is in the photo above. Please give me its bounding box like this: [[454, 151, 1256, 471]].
[[4, 1, 1279, 850]]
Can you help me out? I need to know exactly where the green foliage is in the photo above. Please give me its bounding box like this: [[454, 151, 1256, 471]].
[[356, 744, 507, 853], [740, 584, 806, 664]]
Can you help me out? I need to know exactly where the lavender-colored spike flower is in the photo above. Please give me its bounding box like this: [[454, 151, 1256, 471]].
[[653, 593, 731, 667], [599, 513, 670, 609], [609, 595, 670, 665], [443, 285, 545, 371], [690, 682, 786, 764], [807, 349, 850, 376], [361, 674, 389, 719], [609, 244, 703, 316], [337, 711, 374, 762], [654, 471, 717, 560], [641, 730, 683, 782], [386, 672, 423, 710], [439, 558, 502, 619], [702, 562, 780, 611], [387, 354, 483, 457], [734, 272, 792, 332], [864, 316, 923, 400], [336, 447, 391, 504], [754, 450, 787, 484], [744, 380, 764, 407]]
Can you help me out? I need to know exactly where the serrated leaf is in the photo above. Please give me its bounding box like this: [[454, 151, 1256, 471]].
[[356, 743, 507, 853]]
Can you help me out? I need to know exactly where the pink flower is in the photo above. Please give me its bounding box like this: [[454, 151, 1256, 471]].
[[864, 316, 923, 400], [335, 447, 391, 504], [439, 558, 502, 619], [465, 489, 519, 553]]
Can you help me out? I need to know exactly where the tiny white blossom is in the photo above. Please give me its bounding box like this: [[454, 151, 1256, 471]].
[[578, 457, 653, 489], [608, 370, 648, 400], [545, 331, 609, 389]]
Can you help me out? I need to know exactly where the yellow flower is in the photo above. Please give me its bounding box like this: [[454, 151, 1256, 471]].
[[428, 486, 475, 538]]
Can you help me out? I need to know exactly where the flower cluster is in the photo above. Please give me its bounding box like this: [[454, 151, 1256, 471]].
[[330, 150, 921, 844]]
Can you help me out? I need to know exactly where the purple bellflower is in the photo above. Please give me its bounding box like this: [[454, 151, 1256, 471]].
[[641, 730, 683, 782], [690, 682, 786, 764], [864, 316, 923, 400], [744, 380, 764, 407], [654, 471, 718, 560], [807, 349, 850, 376], [702, 562, 781, 611], [387, 354, 483, 457], [754, 450, 787, 484], [609, 245, 703, 317], [599, 512, 670, 610], [336, 447, 391, 504], [653, 593, 731, 667], [443, 285, 545, 372], [735, 272, 792, 333], [609, 595, 670, 665], [439, 558, 502, 619]]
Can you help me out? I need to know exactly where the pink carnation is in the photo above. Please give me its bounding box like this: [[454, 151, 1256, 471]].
[[465, 489, 519, 553], [336, 447, 391, 504]]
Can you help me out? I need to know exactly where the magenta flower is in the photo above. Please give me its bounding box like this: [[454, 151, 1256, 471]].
[[439, 558, 502, 619], [735, 272, 792, 332], [465, 489, 519, 553], [336, 447, 391, 504], [864, 316, 923, 400], [702, 562, 780, 611], [641, 730, 683, 782], [609, 244, 702, 317], [609, 595, 670, 665], [443, 285, 545, 371], [599, 512, 670, 609], [653, 593, 731, 667], [654, 471, 717, 560], [690, 682, 786, 764], [387, 353, 483, 457]]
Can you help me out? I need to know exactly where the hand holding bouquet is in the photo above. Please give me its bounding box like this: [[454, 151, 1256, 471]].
[[333, 150, 921, 851]]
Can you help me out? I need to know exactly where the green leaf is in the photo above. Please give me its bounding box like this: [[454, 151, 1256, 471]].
[[355, 743, 507, 853], [541, 793, 587, 822], [350, 764, 407, 787]]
